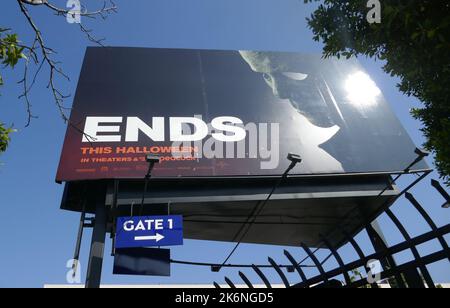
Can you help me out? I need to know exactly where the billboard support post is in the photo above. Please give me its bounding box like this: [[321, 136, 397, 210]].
[[366, 223, 407, 288], [71, 211, 86, 281], [139, 155, 160, 216], [85, 193, 107, 289]]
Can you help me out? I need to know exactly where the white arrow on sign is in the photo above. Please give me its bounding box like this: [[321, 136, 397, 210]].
[[134, 233, 165, 242]]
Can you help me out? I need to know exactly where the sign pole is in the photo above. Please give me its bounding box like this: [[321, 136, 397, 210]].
[[85, 192, 108, 289]]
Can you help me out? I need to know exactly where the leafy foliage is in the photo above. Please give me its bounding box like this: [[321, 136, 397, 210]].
[[304, 0, 450, 185], [0, 123, 14, 153], [0, 1, 116, 155], [0, 28, 26, 78], [0, 28, 25, 152]]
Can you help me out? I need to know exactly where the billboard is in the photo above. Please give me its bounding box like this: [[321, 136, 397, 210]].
[[56, 47, 426, 182]]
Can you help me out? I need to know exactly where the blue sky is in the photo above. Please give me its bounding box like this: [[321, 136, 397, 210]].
[[0, 0, 449, 287]]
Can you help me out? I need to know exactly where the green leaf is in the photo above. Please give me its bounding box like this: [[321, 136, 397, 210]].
[[306, 0, 450, 185], [0, 123, 14, 153]]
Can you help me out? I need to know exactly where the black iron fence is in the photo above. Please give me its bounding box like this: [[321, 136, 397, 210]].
[[214, 179, 450, 288]]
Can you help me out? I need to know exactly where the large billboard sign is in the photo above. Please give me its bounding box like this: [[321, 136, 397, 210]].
[[56, 47, 426, 182]]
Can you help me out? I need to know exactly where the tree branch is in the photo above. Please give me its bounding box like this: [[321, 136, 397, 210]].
[[44, 0, 117, 18], [15, 0, 112, 141]]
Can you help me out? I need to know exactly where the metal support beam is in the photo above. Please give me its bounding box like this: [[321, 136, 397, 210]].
[[71, 211, 86, 281], [292, 224, 449, 288], [385, 209, 432, 288], [224, 277, 236, 289], [268, 257, 290, 288], [405, 192, 450, 262], [366, 224, 406, 288], [238, 271, 254, 288], [320, 235, 352, 286], [301, 243, 328, 283], [431, 179, 450, 208], [252, 264, 272, 288], [283, 250, 307, 283], [343, 231, 379, 288], [85, 197, 107, 288]]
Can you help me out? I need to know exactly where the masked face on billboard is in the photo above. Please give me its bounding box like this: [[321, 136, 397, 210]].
[[239, 50, 345, 171], [239, 51, 334, 128]]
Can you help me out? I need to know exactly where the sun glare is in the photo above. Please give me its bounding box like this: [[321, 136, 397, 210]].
[[345, 71, 381, 107]]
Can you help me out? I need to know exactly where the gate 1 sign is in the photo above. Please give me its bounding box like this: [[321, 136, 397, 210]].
[[115, 215, 183, 248]]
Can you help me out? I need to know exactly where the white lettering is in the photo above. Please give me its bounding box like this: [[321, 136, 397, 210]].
[[123, 219, 169, 232], [82, 116, 122, 142], [125, 117, 165, 142], [135, 220, 146, 231], [170, 117, 208, 142], [211, 116, 246, 142], [155, 219, 163, 230], [123, 220, 134, 232], [81, 116, 281, 170]]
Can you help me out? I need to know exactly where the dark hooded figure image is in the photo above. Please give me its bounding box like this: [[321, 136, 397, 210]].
[[238, 50, 401, 172], [239, 51, 338, 128], [240, 51, 344, 172]]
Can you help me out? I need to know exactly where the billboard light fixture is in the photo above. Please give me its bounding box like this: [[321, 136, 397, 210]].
[[284, 153, 302, 176], [139, 155, 161, 214], [414, 148, 430, 159], [146, 155, 160, 164], [287, 153, 302, 164], [442, 202, 450, 209], [403, 148, 430, 173]]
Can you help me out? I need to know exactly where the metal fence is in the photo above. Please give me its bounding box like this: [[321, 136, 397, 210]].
[[214, 178, 450, 288]]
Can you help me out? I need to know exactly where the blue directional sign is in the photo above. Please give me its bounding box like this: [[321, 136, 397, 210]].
[[115, 215, 183, 248]]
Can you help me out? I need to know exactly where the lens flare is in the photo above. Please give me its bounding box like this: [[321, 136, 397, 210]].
[[345, 71, 381, 107]]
